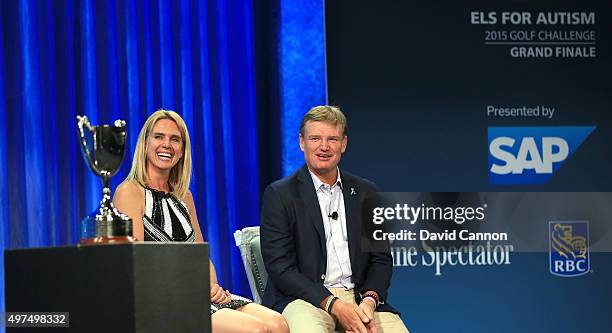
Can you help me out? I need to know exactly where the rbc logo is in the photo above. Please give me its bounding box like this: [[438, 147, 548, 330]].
[[488, 127, 595, 185], [549, 221, 589, 277]]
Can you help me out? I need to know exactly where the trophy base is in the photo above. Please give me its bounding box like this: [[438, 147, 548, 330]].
[[79, 236, 137, 245]]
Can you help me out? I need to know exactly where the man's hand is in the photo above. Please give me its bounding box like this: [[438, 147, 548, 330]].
[[331, 299, 376, 333], [355, 299, 377, 333], [210, 283, 231, 304], [359, 298, 376, 322]]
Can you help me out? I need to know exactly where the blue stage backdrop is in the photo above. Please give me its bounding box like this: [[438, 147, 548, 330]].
[[277, 0, 326, 176], [0, 0, 265, 314]]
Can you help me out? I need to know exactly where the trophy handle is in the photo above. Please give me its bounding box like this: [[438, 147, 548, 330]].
[[77, 115, 98, 175]]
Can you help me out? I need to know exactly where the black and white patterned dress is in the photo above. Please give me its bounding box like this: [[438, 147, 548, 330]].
[[143, 187, 251, 314], [143, 187, 196, 242]]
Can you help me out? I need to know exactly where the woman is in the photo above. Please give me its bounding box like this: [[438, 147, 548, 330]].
[[114, 110, 288, 333]]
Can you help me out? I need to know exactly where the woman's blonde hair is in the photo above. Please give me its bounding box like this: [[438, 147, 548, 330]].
[[126, 109, 192, 199]]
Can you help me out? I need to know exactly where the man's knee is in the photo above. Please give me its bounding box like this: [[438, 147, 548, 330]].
[[374, 311, 409, 333], [283, 299, 334, 333]]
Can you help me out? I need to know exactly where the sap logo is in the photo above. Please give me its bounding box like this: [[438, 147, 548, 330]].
[[549, 221, 589, 277], [488, 127, 595, 185], [490, 137, 568, 174]]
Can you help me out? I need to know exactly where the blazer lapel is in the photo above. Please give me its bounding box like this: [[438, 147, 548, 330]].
[[342, 173, 361, 277], [297, 166, 327, 259]]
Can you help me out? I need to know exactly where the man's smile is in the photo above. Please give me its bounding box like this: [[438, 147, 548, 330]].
[[316, 153, 333, 160]]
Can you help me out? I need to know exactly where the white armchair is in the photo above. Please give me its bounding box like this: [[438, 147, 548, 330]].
[[233, 226, 267, 304]]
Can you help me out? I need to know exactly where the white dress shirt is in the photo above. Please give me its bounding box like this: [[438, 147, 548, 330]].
[[309, 168, 354, 289]]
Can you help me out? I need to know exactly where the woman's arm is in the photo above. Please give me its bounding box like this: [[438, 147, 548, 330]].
[[183, 190, 229, 303], [113, 181, 145, 241], [184, 191, 218, 285], [210, 260, 219, 285], [183, 190, 204, 243]]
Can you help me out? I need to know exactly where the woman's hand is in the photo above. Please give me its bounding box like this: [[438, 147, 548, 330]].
[[210, 283, 232, 304], [223, 289, 232, 303]]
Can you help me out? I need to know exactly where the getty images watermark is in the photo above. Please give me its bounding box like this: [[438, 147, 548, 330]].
[[363, 193, 514, 276]]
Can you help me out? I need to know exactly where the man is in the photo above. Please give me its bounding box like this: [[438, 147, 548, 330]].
[[260, 106, 409, 333]]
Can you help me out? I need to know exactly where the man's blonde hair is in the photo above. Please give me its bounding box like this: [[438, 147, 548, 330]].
[[299, 105, 347, 136], [125, 109, 192, 199]]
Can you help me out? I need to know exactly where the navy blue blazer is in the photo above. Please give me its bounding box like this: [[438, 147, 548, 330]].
[[260, 165, 398, 314]]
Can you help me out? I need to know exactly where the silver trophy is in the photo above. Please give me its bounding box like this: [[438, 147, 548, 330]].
[[77, 115, 134, 244]]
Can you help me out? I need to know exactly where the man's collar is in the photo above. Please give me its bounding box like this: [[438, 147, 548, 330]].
[[308, 167, 343, 190]]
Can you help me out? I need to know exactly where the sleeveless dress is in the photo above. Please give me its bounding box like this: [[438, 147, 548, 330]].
[[143, 187, 252, 314]]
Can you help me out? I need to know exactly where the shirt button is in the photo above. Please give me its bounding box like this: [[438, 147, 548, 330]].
[[321, 274, 326, 280]]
